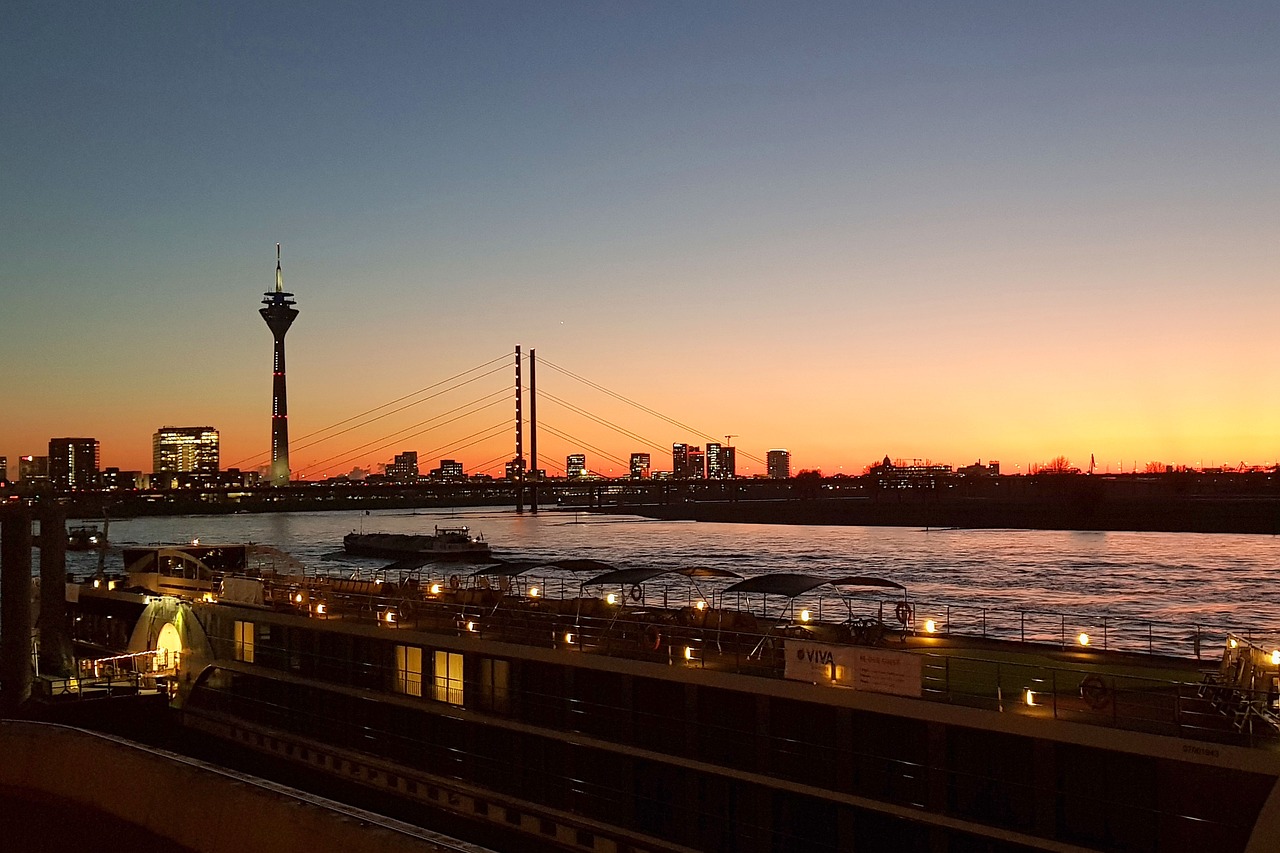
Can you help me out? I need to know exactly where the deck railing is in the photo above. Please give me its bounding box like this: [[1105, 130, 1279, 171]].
[[214, 571, 1280, 748]]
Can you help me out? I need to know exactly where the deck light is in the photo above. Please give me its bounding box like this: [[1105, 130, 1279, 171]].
[[1230, 638, 1239, 649], [1272, 650, 1280, 666], [93, 579, 101, 589], [684, 646, 695, 661], [314, 603, 327, 615], [1024, 688, 1036, 707], [466, 621, 477, 633], [294, 593, 304, 604], [695, 600, 707, 611], [429, 583, 442, 595], [564, 632, 574, 645], [529, 586, 541, 598], [923, 619, 937, 633], [1077, 632, 1090, 647], [606, 593, 618, 606], [202, 593, 215, 603], [107, 580, 117, 591], [383, 610, 397, 625], [799, 609, 811, 623]]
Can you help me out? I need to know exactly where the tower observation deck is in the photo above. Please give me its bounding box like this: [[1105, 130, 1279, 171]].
[[260, 244, 298, 487]]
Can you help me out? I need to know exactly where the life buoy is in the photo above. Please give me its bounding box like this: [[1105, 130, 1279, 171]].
[[448, 574, 461, 590], [643, 624, 661, 651], [1079, 674, 1110, 710], [629, 584, 643, 602], [894, 601, 914, 625]]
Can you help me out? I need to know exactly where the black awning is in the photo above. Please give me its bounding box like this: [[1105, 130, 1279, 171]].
[[470, 561, 544, 577], [546, 558, 618, 573], [829, 575, 905, 590], [722, 573, 832, 597], [581, 567, 673, 587]]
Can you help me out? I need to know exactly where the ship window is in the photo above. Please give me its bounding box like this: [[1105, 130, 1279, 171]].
[[234, 620, 255, 663], [434, 650, 464, 706], [395, 645, 423, 697], [479, 657, 510, 713]]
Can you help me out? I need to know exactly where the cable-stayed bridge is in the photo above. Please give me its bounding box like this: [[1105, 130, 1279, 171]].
[[230, 347, 772, 489]]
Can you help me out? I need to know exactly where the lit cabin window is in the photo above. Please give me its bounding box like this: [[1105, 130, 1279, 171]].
[[234, 620, 255, 663], [395, 645, 423, 697], [434, 650, 464, 706]]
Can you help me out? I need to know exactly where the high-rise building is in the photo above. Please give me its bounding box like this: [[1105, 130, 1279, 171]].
[[672, 443, 706, 479], [387, 451, 420, 483], [722, 445, 736, 479], [19, 455, 48, 485], [504, 458, 526, 480], [706, 443, 725, 479], [0, 456, 6, 482], [687, 447, 706, 479], [766, 449, 791, 480], [49, 437, 100, 491], [629, 453, 651, 478], [260, 244, 299, 487], [153, 427, 220, 475], [672, 443, 689, 479], [431, 459, 465, 480], [566, 454, 587, 478]]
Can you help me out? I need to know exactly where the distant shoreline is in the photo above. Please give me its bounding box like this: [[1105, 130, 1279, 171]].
[[591, 495, 1280, 535]]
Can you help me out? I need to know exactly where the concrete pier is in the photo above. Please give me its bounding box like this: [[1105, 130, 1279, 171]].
[[0, 507, 33, 713], [37, 507, 73, 677]]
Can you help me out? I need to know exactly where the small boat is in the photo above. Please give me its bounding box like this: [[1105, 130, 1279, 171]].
[[343, 525, 492, 562], [67, 525, 107, 551]]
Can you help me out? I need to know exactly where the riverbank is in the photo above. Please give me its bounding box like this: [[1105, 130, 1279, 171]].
[[594, 494, 1280, 535]]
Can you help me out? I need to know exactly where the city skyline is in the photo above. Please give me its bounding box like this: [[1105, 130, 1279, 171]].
[[3, 3, 1277, 476]]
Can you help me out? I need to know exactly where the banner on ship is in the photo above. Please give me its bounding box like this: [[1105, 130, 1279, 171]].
[[785, 640, 922, 698]]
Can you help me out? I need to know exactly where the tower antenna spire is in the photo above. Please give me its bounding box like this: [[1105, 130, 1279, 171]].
[[275, 242, 284, 293]]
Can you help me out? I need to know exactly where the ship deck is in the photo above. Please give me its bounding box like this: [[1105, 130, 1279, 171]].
[[188, 566, 1280, 752]]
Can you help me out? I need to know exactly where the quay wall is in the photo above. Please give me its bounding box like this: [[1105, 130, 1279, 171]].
[[0, 720, 476, 853]]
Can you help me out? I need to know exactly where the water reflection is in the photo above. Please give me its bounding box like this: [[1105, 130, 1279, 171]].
[[61, 507, 1280, 645]]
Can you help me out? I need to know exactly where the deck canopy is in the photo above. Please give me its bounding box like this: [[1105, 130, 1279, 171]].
[[674, 566, 742, 579], [723, 573, 831, 598], [381, 557, 433, 571], [829, 576, 905, 590], [582, 566, 745, 587], [581, 567, 671, 587], [470, 561, 544, 577], [547, 558, 618, 573]]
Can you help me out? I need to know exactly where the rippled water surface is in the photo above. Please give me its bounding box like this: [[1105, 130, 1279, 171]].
[[65, 507, 1280, 651]]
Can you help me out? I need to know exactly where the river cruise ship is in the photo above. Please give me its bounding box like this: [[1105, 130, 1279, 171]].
[[65, 544, 1280, 853]]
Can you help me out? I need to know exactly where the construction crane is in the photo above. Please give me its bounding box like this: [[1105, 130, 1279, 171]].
[[724, 434, 738, 447]]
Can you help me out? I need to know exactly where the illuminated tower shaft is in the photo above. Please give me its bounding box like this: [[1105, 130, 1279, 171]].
[[260, 244, 299, 487]]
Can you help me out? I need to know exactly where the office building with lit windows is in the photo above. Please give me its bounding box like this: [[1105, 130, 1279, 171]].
[[387, 451, 420, 483], [49, 438, 100, 491], [566, 454, 587, 478], [431, 459, 465, 480], [19, 455, 48, 487], [629, 453, 651, 479], [153, 427, 220, 475], [767, 449, 791, 480]]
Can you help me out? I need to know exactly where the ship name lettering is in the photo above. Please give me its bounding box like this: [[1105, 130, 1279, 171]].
[[1182, 744, 1220, 759], [802, 648, 834, 666]]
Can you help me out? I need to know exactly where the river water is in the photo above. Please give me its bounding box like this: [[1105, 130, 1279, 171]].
[[55, 507, 1280, 657]]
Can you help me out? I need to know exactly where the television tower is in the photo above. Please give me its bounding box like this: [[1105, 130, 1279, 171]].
[[260, 244, 299, 487]]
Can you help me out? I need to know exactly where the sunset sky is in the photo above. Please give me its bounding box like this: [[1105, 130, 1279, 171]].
[[3, 2, 1277, 479]]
